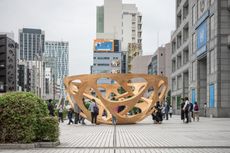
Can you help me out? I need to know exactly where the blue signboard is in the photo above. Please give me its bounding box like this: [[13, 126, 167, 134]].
[[197, 21, 207, 49], [192, 89, 196, 104], [209, 84, 215, 108], [95, 41, 113, 51]]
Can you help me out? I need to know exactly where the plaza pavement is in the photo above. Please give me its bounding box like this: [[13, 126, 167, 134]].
[[1, 115, 230, 153]]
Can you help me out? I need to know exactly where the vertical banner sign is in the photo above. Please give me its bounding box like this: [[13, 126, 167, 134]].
[[196, 21, 207, 57], [192, 89, 196, 104], [209, 84, 215, 108]]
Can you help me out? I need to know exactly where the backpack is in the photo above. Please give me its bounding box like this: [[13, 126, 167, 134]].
[[194, 104, 199, 111], [93, 105, 99, 114]]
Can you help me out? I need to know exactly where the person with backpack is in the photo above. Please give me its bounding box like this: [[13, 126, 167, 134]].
[[183, 97, 190, 123], [193, 102, 199, 121], [89, 99, 99, 125]]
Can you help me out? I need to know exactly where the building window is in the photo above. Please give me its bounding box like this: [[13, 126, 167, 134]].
[[97, 64, 110, 66], [172, 78, 176, 91], [192, 33, 196, 53], [177, 75, 182, 89], [192, 61, 196, 81], [172, 59, 176, 72], [210, 15, 215, 39], [192, 5, 197, 25], [172, 40, 176, 54], [210, 50, 215, 74]]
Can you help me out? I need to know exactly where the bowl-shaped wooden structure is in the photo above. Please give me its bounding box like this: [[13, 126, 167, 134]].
[[64, 74, 168, 124]]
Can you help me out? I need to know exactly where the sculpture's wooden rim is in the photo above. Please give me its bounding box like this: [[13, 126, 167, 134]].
[[64, 74, 168, 124]]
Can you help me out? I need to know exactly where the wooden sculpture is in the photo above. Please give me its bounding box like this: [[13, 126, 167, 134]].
[[64, 74, 168, 124]]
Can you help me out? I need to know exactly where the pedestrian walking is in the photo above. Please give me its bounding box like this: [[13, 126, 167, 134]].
[[181, 98, 185, 122], [183, 97, 190, 123], [189, 101, 194, 122], [89, 99, 99, 125], [169, 105, 173, 118], [164, 102, 170, 120], [47, 99, 54, 117], [161, 104, 165, 119], [154, 101, 163, 124], [204, 103, 207, 117], [58, 104, 64, 123], [74, 102, 80, 124], [193, 102, 199, 121], [66, 104, 73, 125]]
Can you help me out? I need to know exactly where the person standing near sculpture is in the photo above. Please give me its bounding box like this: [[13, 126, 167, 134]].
[[74, 102, 80, 124], [183, 97, 190, 123], [66, 104, 74, 125], [193, 102, 199, 121], [89, 99, 99, 125], [154, 101, 163, 124], [181, 98, 185, 122], [164, 101, 170, 120], [169, 105, 173, 118]]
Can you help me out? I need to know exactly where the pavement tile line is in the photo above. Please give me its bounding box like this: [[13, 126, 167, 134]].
[[53, 146, 230, 149]]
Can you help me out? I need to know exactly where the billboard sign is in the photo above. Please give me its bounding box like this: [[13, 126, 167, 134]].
[[196, 21, 207, 57], [197, 21, 207, 49], [94, 39, 114, 52]]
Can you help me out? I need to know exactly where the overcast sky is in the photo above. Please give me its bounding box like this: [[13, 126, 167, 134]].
[[0, 0, 175, 75]]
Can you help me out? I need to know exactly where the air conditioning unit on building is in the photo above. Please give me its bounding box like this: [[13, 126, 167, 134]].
[[228, 35, 230, 48]]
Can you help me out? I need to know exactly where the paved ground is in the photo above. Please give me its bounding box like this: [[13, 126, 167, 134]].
[[1, 115, 230, 153]]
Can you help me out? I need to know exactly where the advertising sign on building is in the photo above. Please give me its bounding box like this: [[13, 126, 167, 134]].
[[94, 39, 114, 52], [196, 21, 207, 57]]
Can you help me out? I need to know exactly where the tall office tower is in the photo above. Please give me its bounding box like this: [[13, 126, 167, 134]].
[[19, 28, 45, 61], [0, 34, 18, 93], [96, 0, 142, 73], [44, 41, 69, 99], [171, 0, 230, 117]]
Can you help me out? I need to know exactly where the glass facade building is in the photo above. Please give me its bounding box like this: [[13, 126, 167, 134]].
[[44, 41, 69, 98]]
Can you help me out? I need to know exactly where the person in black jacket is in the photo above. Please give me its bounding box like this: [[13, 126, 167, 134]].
[[155, 101, 163, 124], [47, 99, 54, 117], [180, 98, 185, 122]]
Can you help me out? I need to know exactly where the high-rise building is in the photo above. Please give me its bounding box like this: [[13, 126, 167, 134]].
[[44, 41, 69, 99], [148, 43, 172, 88], [0, 34, 18, 93], [19, 28, 45, 61], [171, 0, 230, 117], [18, 28, 45, 98], [95, 0, 142, 73]]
